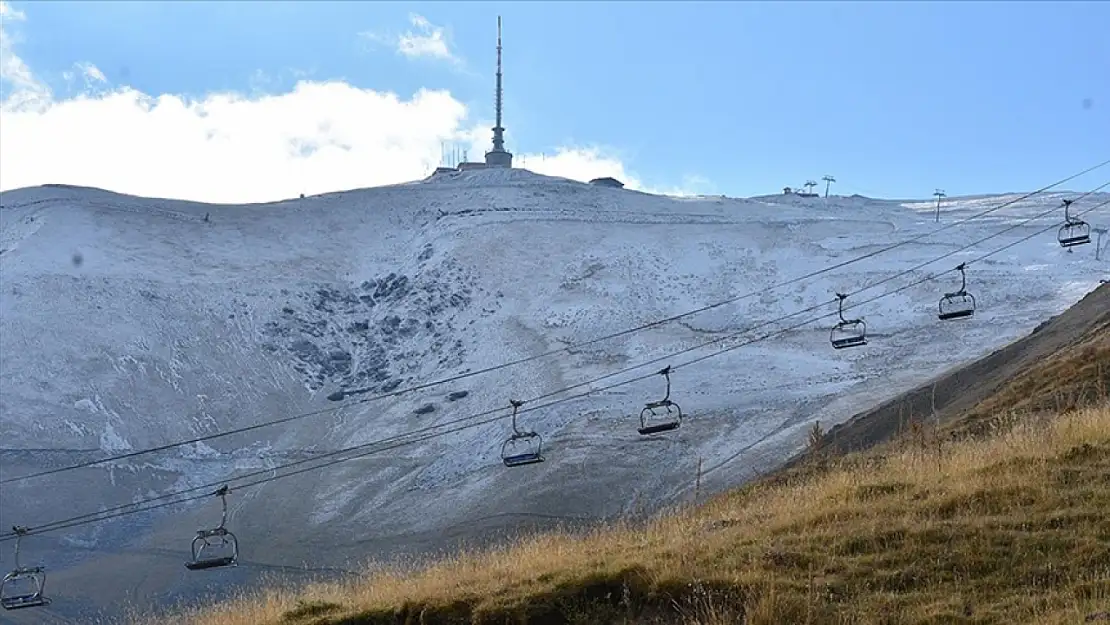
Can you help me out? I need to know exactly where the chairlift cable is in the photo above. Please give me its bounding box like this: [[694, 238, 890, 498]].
[[4, 196, 1103, 542], [967, 197, 1109, 264], [6, 193, 1107, 538], [4, 161, 1107, 486], [0, 258, 1013, 541]]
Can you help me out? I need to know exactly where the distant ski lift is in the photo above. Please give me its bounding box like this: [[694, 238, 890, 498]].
[[185, 485, 239, 571], [1, 526, 50, 611], [638, 365, 683, 436], [938, 263, 976, 321], [500, 400, 544, 468], [830, 292, 867, 349], [795, 180, 820, 198], [1058, 199, 1091, 248]]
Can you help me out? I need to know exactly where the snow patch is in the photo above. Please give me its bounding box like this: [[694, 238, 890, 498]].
[[0, 175, 1105, 595], [99, 422, 133, 453]]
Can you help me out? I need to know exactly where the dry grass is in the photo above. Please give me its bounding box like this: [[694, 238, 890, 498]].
[[957, 321, 1110, 436], [147, 401, 1110, 625]]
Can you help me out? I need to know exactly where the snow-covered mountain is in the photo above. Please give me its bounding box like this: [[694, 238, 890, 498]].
[[0, 168, 1105, 621]]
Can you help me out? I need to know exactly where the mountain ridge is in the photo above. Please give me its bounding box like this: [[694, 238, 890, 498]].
[[0, 169, 1105, 622]]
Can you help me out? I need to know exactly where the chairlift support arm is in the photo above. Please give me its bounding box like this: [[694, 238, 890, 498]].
[[10, 527, 27, 571], [835, 292, 850, 324], [4, 526, 43, 576], [508, 399, 525, 436], [213, 485, 230, 530], [657, 366, 672, 403]]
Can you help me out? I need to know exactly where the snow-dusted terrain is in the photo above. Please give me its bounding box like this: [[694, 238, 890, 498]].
[[0, 168, 1106, 621]]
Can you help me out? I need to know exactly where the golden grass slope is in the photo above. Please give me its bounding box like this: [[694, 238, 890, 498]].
[[151, 402, 1110, 625], [959, 318, 1110, 434]]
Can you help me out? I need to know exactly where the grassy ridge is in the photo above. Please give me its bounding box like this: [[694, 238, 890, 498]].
[[957, 322, 1110, 435], [152, 402, 1110, 625]]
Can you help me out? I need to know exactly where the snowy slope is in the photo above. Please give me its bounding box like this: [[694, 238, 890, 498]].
[[0, 169, 1106, 620]]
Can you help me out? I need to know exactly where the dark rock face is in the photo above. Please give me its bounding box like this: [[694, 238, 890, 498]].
[[260, 248, 486, 395]]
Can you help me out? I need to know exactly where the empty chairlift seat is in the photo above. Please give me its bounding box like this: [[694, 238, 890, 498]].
[[500, 400, 545, 467], [1058, 199, 1091, 248], [938, 263, 977, 321], [830, 292, 867, 349], [185, 485, 240, 571], [638, 366, 683, 436], [1, 527, 50, 611]]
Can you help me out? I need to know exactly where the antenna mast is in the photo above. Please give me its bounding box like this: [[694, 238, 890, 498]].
[[484, 16, 513, 168], [495, 16, 503, 146]]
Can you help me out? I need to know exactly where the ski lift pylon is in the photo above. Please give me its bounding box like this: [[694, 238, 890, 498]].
[[1, 526, 50, 610], [500, 399, 544, 467], [185, 485, 239, 571], [1058, 199, 1091, 248], [830, 292, 867, 349], [938, 263, 976, 321], [638, 365, 683, 435]]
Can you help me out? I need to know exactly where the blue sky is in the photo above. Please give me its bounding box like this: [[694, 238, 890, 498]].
[[1, 0, 1108, 202]]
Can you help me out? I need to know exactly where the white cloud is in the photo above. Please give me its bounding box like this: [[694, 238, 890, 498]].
[[525, 150, 712, 196], [450, 134, 710, 197], [362, 14, 462, 67], [0, 0, 49, 107], [61, 61, 109, 96], [1, 82, 471, 203], [247, 68, 276, 95], [445, 124, 710, 196], [0, 0, 22, 18], [78, 61, 106, 83], [397, 14, 455, 62], [0, 3, 708, 204]]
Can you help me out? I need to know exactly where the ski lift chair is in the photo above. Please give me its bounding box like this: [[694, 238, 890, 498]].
[[0, 527, 50, 610], [185, 485, 240, 571], [938, 263, 977, 321], [638, 366, 683, 435], [830, 293, 867, 349], [500, 400, 544, 467], [1058, 199, 1091, 248]]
